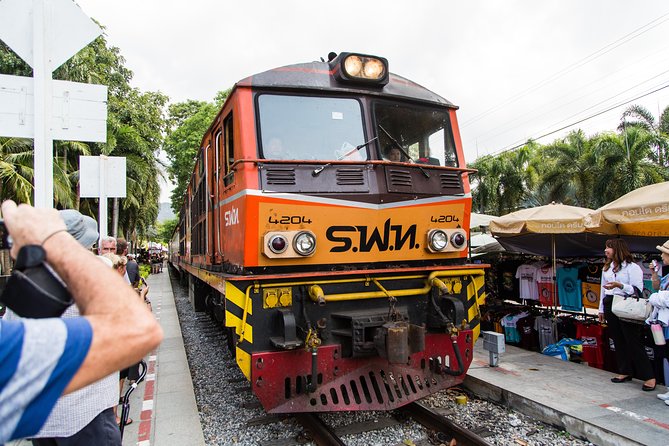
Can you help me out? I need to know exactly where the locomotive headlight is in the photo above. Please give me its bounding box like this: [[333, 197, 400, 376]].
[[429, 230, 448, 251], [293, 231, 316, 256], [343, 55, 363, 77], [363, 58, 385, 79], [450, 231, 467, 249], [268, 235, 288, 254]]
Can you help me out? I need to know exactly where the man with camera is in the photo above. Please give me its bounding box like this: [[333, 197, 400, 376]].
[[0, 201, 163, 443]]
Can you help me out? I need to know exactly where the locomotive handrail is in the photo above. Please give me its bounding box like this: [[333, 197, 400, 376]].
[[236, 269, 485, 344], [227, 158, 478, 174], [308, 269, 485, 303]]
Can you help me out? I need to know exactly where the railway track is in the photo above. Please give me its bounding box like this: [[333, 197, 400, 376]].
[[286, 402, 493, 446]]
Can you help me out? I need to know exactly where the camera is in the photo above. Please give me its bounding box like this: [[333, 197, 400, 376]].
[[0, 222, 73, 318], [0, 219, 11, 250]]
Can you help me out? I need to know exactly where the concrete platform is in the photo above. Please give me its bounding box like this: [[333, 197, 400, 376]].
[[464, 341, 669, 446], [122, 268, 205, 446]]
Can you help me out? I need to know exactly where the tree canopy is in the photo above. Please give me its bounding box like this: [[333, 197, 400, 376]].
[[163, 89, 230, 212], [469, 104, 669, 215]]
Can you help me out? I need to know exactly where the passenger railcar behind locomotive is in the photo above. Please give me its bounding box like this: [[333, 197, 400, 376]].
[[170, 52, 486, 413]]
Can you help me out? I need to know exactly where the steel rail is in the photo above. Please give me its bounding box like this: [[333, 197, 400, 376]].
[[293, 413, 346, 446], [404, 401, 494, 446]]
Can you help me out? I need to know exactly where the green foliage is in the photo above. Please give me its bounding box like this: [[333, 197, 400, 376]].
[[139, 264, 151, 278], [469, 105, 669, 215], [156, 217, 178, 244], [163, 90, 230, 213]]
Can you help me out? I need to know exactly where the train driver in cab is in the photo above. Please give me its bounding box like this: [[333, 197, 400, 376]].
[[384, 145, 402, 162]]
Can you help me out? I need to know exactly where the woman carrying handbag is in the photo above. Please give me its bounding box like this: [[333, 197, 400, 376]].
[[598, 239, 656, 391], [649, 240, 669, 403]]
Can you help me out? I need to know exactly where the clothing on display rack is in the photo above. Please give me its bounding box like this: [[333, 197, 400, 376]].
[[501, 311, 530, 344], [556, 265, 582, 311], [575, 320, 605, 369], [536, 264, 558, 307], [515, 263, 540, 301], [534, 315, 558, 351], [578, 263, 603, 309]]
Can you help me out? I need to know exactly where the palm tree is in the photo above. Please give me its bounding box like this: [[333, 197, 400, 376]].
[[539, 130, 598, 208], [619, 104, 669, 166], [592, 126, 668, 206], [0, 137, 84, 207]]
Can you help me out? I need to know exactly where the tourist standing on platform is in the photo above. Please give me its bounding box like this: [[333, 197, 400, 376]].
[[126, 253, 140, 288], [102, 253, 139, 426], [599, 239, 656, 391], [21, 212, 122, 446], [99, 236, 116, 255], [116, 238, 132, 285], [649, 240, 669, 403], [0, 201, 163, 443]]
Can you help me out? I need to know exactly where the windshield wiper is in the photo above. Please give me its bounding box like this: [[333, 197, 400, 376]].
[[312, 136, 378, 177], [378, 125, 430, 178]]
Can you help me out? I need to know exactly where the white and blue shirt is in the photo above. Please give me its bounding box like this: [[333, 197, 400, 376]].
[[0, 317, 92, 442]]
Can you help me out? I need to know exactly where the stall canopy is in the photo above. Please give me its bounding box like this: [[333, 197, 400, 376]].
[[489, 202, 608, 257], [585, 181, 669, 238], [470, 233, 504, 254], [470, 213, 497, 229]]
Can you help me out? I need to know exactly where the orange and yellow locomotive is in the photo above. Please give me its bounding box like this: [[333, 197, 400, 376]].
[[170, 52, 486, 413]]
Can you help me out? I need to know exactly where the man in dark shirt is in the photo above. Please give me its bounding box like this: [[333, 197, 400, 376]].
[[126, 254, 140, 287]]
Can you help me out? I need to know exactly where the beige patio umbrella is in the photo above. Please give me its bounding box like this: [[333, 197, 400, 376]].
[[584, 181, 669, 237], [490, 202, 606, 309]]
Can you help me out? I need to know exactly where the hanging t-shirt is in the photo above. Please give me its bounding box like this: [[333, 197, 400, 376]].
[[497, 260, 523, 301], [575, 321, 604, 369], [515, 264, 539, 301], [516, 315, 539, 351], [556, 265, 582, 311], [535, 264, 558, 307], [636, 262, 655, 298], [534, 316, 558, 351], [578, 263, 602, 309], [501, 311, 529, 344]]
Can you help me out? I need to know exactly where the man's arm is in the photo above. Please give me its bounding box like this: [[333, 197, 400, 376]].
[[1, 201, 163, 394]]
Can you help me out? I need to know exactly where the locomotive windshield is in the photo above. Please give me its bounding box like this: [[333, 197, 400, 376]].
[[258, 94, 366, 161], [374, 102, 458, 167]]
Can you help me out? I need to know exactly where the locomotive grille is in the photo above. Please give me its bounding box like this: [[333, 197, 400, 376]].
[[440, 172, 462, 191], [283, 355, 461, 410], [388, 169, 412, 188], [265, 168, 296, 185], [336, 168, 365, 185]]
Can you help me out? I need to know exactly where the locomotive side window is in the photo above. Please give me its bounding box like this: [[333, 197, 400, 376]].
[[374, 102, 458, 167], [224, 113, 234, 186], [258, 94, 365, 161]]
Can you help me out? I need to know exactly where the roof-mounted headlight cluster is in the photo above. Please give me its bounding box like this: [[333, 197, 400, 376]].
[[426, 229, 468, 253], [332, 52, 389, 86], [263, 231, 317, 258]]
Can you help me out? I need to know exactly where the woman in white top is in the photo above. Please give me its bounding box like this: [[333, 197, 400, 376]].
[[598, 239, 655, 391], [649, 240, 669, 402]]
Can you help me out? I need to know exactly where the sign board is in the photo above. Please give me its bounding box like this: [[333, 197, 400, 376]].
[[0, 0, 104, 209], [0, 74, 108, 142], [80, 156, 127, 198], [0, 0, 102, 71]]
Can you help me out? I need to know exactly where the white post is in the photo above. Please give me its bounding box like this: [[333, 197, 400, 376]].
[[99, 155, 107, 246], [33, 0, 54, 209]]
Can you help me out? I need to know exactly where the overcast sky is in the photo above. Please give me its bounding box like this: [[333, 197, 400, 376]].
[[74, 0, 669, 202]]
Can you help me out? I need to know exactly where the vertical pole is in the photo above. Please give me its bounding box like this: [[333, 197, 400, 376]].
[[33, 0, 54, 208], [99, 156, 108, 246]]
